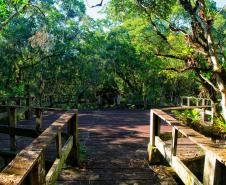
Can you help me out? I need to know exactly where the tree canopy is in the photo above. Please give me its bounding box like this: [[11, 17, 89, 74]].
[[0, 0, 225, 120]]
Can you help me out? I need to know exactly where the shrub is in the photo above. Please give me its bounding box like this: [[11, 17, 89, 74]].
[[172, 109, 201, 126]]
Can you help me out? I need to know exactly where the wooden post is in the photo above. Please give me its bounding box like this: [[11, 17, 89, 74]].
[[148, 110, 160, 162], [202, 99, 205, 106], [25, 96, 31, 120], [35, 108, 43, 132], [203, 151, 225, 185], [29, 153, 46, 185], [196, 99, 199, 106], [8, 107, 17, 151], [201, 108, 205, 123], [180, 97, 184, 106], [67, 111, 79, 166], [210, 101, 214, 125], [187, 97, 190, 106], [56, 131, 62, 158], [171, 127, 178, 159]]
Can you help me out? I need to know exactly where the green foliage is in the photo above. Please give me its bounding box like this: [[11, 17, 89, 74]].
[[172, 109, 201, 126], [0, 0, 28, 18], [214, 118, 226, 139]]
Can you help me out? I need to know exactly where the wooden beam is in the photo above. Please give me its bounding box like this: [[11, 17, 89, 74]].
[[8, 107, 17, 151], [148, 110, 160, 162], [56, 131, 62, 158], [0, 110, 77, 185], [67, 111, 79, 166], [171, 127, 178, 157], [0, 126, 39, 138], [35, 108, 43, 132], [46, 136, 73, 185], [203, 151, 226, 185], [152, 109, 226, 166], [28, 153, 46, 185], [155, 136, 202, 185]]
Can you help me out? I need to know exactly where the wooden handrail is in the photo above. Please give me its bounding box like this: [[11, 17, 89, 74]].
[[0, 105, 69, 151], [148, 107, 226, 185], [0, 109, 79, 185]]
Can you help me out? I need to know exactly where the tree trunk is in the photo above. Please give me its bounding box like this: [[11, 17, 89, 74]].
[[220, 90, 226, 120], [206, 33, 226, 121]]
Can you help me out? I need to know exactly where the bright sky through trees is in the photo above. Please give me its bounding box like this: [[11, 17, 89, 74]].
[[85, 0, 226, 19]]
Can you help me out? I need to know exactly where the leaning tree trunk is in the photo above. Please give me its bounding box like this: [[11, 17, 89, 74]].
[[206, 32, 226, 121]]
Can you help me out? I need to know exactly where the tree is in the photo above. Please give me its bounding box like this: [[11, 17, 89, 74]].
[[108, 0, 226, 120]]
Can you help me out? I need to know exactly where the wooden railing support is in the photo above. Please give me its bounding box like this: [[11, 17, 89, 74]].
[[203, 151, 226, 185], [29, 153, 46, 185], [8, 107, 17, 151], [187, 97, 190, 106], [201, 108, 206, 123], [35, 108, 43, 132], [171, 127, 178, 158], [0, 110, 78, 185], [25, 96, 32, 120], [149, 108, 226, 185], [56, 131, 62, 158], [68, 111, 79, 166], [148, 110, 160, 162]]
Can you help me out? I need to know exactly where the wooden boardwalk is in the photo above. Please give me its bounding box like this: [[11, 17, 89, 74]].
[[56, 110, 205, 185], [0, 110, 206, 184]]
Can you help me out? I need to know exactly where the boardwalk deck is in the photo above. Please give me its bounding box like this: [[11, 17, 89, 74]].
[[57, 110, 205, 185], [0, 110, 207, 184]]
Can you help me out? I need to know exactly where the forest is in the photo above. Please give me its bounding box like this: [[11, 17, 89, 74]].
[[0, 0, 225, 120], [0, 0, 225, 134], [0, 0, 225, 185]]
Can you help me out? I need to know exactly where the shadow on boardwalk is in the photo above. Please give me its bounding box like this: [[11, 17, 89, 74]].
[[57, 110, 178, 185]]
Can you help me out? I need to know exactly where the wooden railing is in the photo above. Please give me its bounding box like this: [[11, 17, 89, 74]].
[[0, 105, 65, 152], [148, 107, 226, 185], [0, 95, 77, 108], [180, 96, 214, 124], [0, 109, 79, 185]]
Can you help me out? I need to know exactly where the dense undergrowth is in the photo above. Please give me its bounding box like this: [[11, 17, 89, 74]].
[[172, 110, 226, 139]]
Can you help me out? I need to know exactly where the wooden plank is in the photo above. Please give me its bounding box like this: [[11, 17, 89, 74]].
[[0, 110, 77, 185], [203, 151, 226, 185], [35, 108, 43, 132], [155, 136, 202, 185], [161, 106, 211, 111], [28, 153, 46, 185], [56, 131, 62, 158], [46, 136, 73, 185], [0, 105, 65, 112], [171, 127, 178, 157], [0, 126, 39, 138], [68, 111, 79, 166], [9, 107, 17, 151], [148, 110, 161, 163], [152, 109, 226, 166]]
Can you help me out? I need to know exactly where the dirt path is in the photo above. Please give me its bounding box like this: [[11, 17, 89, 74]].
[[57, 110, 177, 185]]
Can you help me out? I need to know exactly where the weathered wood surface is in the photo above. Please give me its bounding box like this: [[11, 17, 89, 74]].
[[150, 108, 226, 185], [57, 110, 203, 185], [1, 109, 223, 185], [152, 109, 226, 166], [155, 136, 202, 185], [0, 110, 77, 185]]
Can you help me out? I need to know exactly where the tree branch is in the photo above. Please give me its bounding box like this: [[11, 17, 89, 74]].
[[86, 0, 104, 8], [154, 53, 187, 61], [165, 67, 195, 73], [199, 73, 218, 92], [0, 4, 28, 32]]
